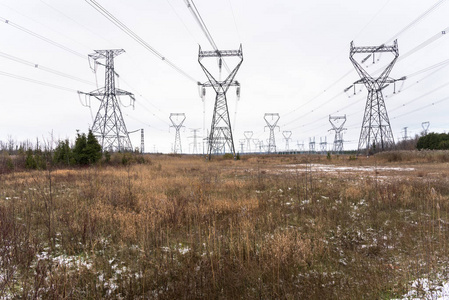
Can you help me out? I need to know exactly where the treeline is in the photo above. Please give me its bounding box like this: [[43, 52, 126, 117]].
[[0, 130, 145, 174], [20, 130, 102, 170]]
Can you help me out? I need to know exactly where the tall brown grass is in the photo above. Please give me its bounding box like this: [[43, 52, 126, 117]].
[[0, 153, 448, 299]]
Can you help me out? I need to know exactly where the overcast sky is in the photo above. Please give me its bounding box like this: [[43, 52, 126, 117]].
[[1, 0, 448, 153]]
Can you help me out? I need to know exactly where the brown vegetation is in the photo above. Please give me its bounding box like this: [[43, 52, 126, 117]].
[[1, 152, 449, 298]]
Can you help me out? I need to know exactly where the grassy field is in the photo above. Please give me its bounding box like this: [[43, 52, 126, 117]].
[[1, 151, 449, 299]]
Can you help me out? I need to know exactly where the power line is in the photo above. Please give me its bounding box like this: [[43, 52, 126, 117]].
[[282, 27, 449, 131], [385, 0, 448, 44], [282, 0, 447, 121], [184, 0, 231, 74], [0, 16, 85, 59], [392, 95, 449, 120], [85, 0, 199, 83], [0, 51, 94, 85], [0, 70, 77, 92]]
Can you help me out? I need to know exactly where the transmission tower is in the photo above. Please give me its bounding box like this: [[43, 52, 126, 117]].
[[329, 115, 347, 154], [422, 121, 430, 135], [349, 40, 405, 155], [79, 49, 135, 152], [320, 137, 328, 154], [283, 131, 292, 151], [128, 128, 144, 153], [244, 131, 253, 153], [141, 129, 144, 153], [169, 113, 186, 154], [402, 127, 410, 141], [252, 138, 260, 153], [297, 141, 305, 152], [198, 45, 243, 159], [239, 139, 245, 154], [309, 137, 316, 153], [264, 113, 280, 153], [188, 128, 201, 154]]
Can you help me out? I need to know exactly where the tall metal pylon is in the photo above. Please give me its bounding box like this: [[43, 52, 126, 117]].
[[402, 127, 409, 141], [80, 49, 135, 152], [309, 137, 316, 153], [297, 141, 305, 152], [169, 113, 186, 154], [239, 139, 245, 154], [141, 129, 144, 153], [128, 128, 144, 153], [422, 121, 430, 135], [349, 40, 405, 155], [329, 115, 347, 154], [264, 113, 280, 153], [252, 138, 260, 153], [283, 131, 292, 151], [198, 45, 243, 159], [188, 128, 201, 154], [244, 131, 253, 153], [320, 137, 327, 154]]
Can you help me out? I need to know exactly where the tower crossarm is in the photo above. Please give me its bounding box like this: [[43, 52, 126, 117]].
[[349, 41, 398, 55], [198, 45, 243, 58], [202, 81, 240, 88]]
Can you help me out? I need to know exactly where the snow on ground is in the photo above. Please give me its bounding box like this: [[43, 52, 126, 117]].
[[398, 276, 449, 300], [296, 164, 415, 173]]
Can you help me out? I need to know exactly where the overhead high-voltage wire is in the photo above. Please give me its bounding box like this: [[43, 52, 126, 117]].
[[282, 0, 447, 123], [0, 70, 77, 92], [0, 16, 85, 59], [392, 95, 449, 120], [398, 27, 449, 62], [227, 0, 241, 42], [385, 0, 447, 44], [165, 0, 199, 44], [184, 0, 217, 49], [282, 26, 449, 131], [85, 0, 199, 83], [406, 58, 449, 78], [183, 0, 231, 74], [0, 51, 94, 86], [39, 0, 119, 48], [284, 57, 449, 135]]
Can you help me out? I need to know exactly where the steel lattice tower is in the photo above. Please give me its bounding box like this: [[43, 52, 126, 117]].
[[297, 141, 305, 152], [239, 139, 245, 154], [141, 129, 144, 153], [169, 113, 186, 154], [198, 45, 243, 159], [283, 131, 292, 151], [252, 138, 260, 153], [189, 128, 201, 154], [244, 131, 253, 153], [422, 122, 430, 135], [329, 115, 347, 153], [264, 113, 280, 153], [309, 137, 316, 153], [320, 137, 327, 154], [350, 40, 405, 155], [80, 49, 135, 152]]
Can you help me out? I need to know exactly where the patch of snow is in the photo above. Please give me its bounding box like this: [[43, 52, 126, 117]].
[[399, 276, 449, 299]]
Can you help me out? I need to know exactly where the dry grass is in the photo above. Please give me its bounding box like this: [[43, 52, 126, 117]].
[[1, 153, 449, 299]]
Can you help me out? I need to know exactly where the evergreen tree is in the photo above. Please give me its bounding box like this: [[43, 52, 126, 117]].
[[86, 130, 102, 164], [73, 132, 89, 165], [72, 130, 102, 165], [417, 132, 449, 150], [53, 139, 73, 166]]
